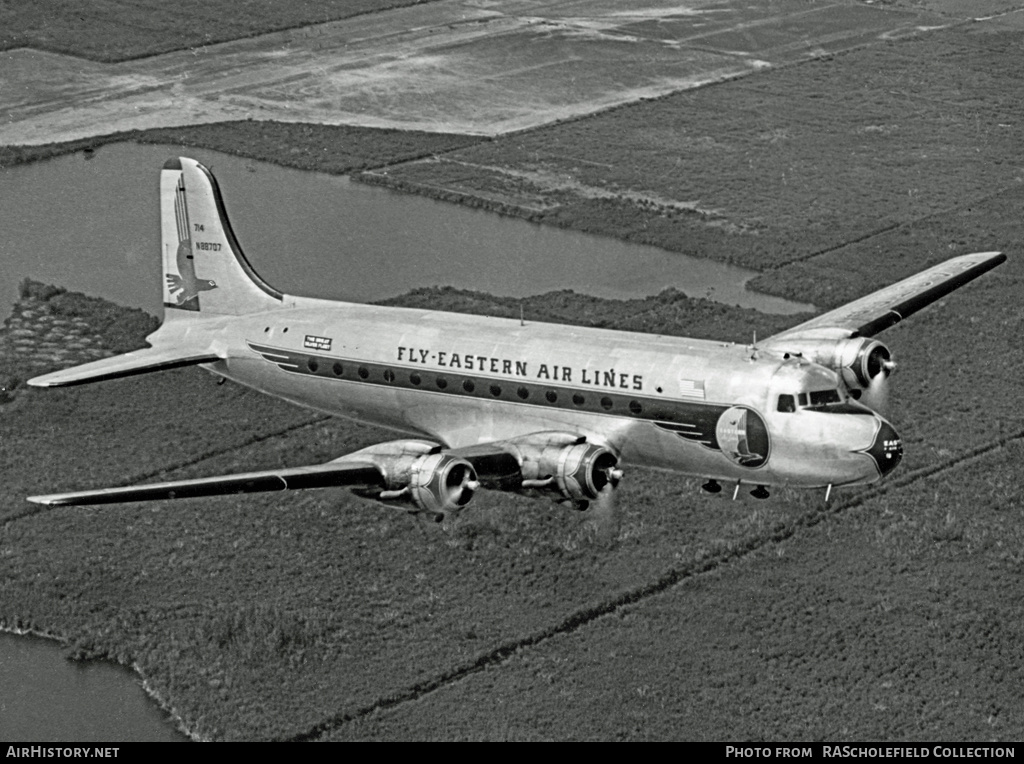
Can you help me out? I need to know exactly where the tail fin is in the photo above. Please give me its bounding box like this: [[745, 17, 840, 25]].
[[28, 158, 284, 388], [161, 157, 284, 318]]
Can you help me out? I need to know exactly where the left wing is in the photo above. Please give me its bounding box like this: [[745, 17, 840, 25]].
[[27, 461, 383, 507], [27, 433, 624, 518], [763, 251, 1005, 344], [27, 440, 481, 521]]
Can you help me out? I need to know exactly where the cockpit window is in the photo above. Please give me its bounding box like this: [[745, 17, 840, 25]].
[[808, 389, 842, 407], [781, 388, 844, 412]]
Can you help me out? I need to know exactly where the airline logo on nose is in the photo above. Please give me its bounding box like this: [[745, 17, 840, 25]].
[[715, 406, 770, 468]]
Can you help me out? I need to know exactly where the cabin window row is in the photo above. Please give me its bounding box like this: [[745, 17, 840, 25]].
[[305, 357, 647, 416]]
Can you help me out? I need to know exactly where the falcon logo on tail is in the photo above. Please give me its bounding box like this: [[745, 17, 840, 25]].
[[165, 175, 217, 311]]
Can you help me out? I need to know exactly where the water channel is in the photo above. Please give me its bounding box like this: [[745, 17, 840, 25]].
[[0, 143, 812, 317], [0, 143, 812, 741]]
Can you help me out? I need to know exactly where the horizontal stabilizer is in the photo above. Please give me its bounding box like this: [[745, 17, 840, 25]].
[[27, 461, 383, 506], [27, 347, 223, 388]]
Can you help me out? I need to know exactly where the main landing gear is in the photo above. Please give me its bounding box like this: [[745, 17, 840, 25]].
[[750, 485, 770, 500], [700, 479, 770, 500], [702, 479, 722, 494]]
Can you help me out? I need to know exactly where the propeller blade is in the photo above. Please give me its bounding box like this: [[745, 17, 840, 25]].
[[586, 483, 621, 545], [861, 367, 891, 415]]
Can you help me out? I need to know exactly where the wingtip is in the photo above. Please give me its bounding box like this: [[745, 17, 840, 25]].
[[26, 495, 59, 506]]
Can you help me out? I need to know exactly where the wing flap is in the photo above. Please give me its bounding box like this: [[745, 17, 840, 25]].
[[27, 461, 383, 507], [27, 347, 223, 388], [764, 251, 1006, 343]]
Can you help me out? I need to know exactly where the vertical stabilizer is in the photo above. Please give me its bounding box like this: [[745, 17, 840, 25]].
[[160, 157, 284, 317]]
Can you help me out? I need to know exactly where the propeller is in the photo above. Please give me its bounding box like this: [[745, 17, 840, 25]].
[[584, 481, 621, 546], [858, 355, 897, 415]]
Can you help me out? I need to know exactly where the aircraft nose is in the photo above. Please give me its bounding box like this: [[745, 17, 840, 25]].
[[863, 417, 903, 478]]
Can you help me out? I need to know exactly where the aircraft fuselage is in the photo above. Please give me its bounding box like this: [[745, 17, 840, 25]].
[[206, 297, 901, 491]]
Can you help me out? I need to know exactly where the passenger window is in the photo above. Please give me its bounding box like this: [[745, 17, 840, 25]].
[[777, 394, 796, 413], [798, 393, 808, 407]]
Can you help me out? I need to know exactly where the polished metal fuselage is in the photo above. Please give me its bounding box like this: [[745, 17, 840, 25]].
[[205, 296, 896, 489]]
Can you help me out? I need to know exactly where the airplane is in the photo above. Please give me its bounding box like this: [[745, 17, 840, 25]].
[[26, 157, 1006, 520]]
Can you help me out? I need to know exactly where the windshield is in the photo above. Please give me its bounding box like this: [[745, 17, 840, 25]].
[[806, 389, 841, 407], [778, 388, 846, 413]]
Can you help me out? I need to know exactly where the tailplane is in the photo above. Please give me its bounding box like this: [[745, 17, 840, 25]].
[[161, 157, 284, 318]]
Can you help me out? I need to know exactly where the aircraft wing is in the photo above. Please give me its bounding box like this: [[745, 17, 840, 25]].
[[26, 438, 481, 519], [27, 461, 383, 507], [763, 251, 1006, 343]]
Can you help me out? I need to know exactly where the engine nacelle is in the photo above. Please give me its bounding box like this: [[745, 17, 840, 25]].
[[344, 441, 479, 520], [506, 434, 623, 507], [776, 337, 894, 391]]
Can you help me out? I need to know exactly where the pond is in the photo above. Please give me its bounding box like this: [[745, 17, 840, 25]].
[[0, 143, 812, 318]]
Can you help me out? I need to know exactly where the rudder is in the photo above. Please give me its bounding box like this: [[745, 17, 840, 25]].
[[161, 157, 284, 317]]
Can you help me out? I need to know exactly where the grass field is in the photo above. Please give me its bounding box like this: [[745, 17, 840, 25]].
[[1, 0, 1023, 744], [0, 1, 440, 62], [362, 24, 1024, 306]]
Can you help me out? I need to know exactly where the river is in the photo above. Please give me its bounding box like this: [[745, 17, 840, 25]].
[[0, 143, 812, 317], [0, 142, 811, 741], [0, 630, 187, 742]]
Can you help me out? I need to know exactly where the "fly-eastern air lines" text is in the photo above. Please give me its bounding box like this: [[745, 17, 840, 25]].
[[396, 346, 644, 390]]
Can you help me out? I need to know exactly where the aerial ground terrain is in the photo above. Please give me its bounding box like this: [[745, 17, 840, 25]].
[[1, 0, 1023, 741]]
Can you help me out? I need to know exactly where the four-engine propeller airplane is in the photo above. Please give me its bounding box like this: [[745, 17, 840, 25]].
[[27, 157, 1006, 520]]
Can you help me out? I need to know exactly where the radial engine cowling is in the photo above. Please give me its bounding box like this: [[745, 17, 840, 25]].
[[511, 435, 623, 508], [779, 337, 894, 391], [346, 442, 479, 520]]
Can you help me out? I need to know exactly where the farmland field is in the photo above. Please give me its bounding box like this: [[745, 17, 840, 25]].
[[365, 23, 1024, 304], [2, 0, 1023, 743], [0, 1, 440, 61]]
